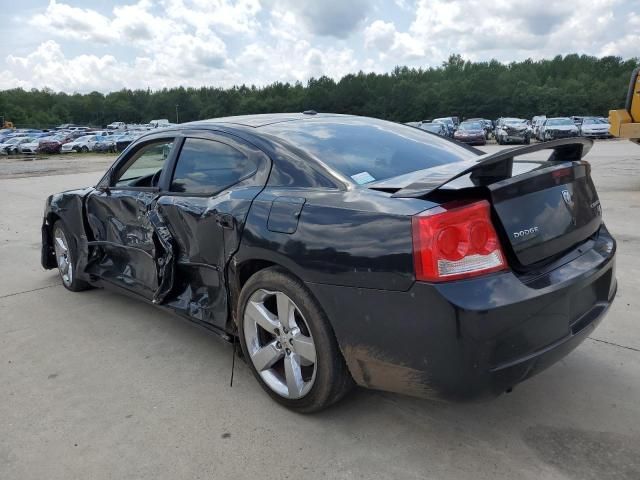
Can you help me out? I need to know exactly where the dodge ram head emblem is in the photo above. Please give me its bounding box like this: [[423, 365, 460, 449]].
[[561, 189, 573, 207]]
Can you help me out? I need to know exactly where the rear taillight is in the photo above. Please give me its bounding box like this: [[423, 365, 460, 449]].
[[411, 200, 507, 282]]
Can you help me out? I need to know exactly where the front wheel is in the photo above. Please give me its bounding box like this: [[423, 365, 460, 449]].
[[52, 221, 90, 292], [238, 267, 353, 413]]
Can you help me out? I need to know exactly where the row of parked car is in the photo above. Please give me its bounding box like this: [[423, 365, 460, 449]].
[[0, 120, 174, 156], [0, 129, 141, 155], [406, 115, 612, 146]]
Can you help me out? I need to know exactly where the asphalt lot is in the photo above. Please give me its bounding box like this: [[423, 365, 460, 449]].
[[1, 140, 639, 480]]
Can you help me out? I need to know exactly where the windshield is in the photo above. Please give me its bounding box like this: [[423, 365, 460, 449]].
[[583, 117, 607, 125], [421, 124, 442, 133], [433, 118, 453, 127], [459, 122, 483, 131], [504, 119, 526, 126], [546, 118, 574, 126], [76, 135, 95, 142], [262, 118, 476, 184], [6, 137, 25, 144]]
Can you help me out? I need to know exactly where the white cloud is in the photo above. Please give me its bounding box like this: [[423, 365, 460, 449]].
[[30, 0, 115, 43], [1, 0, 637, 93], [162, 0, 262, 35], [7, 41, 125, 91], [364, 20, 424, 60]]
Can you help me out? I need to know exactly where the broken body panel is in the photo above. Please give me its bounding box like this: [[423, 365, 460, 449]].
[[42, 115, 617, 401]]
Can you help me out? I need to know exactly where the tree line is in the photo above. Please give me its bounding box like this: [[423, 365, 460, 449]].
[[1, 54, 637, 129]]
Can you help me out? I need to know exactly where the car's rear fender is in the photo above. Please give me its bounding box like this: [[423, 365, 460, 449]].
[[233, 187, 433, 292]]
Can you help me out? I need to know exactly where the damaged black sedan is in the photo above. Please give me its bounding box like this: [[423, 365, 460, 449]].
[[42, 113, 617, 412]]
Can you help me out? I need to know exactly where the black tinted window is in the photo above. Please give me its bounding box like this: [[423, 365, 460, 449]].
[[262, 117, 475, 184], [171, 138, 256, 194]]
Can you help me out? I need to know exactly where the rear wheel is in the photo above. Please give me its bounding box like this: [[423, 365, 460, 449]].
[[238, 267, 353, 413], [81, 146, 89, 153], [53, 221, 90, 292]]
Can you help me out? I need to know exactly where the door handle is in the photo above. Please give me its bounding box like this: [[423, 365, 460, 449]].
[[215, 213, 234, 229]]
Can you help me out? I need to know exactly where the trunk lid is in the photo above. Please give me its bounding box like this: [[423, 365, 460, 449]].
[[388, 138, 602, 267], [488, 162, 602, 266]]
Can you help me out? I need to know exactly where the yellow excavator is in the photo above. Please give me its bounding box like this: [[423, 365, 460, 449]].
[[609, 67, 640, 144]]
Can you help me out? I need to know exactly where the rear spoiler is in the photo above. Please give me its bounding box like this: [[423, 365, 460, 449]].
[[391, 137, 593, 198]]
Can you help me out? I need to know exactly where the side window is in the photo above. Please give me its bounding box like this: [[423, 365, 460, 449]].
[[114, 140, 174, 188], [170, 138, 257, 194]]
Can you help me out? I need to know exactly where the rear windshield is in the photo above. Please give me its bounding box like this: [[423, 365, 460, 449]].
[[262, 117, 476, 184]]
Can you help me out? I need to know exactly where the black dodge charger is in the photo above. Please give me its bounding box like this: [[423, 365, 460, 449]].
[[41, 113, 617, 412]]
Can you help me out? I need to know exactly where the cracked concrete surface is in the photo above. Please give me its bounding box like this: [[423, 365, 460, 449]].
[[1, 140, 639, 479]]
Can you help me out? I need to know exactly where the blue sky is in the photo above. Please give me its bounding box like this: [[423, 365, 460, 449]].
[[1, 0, 638, 93]]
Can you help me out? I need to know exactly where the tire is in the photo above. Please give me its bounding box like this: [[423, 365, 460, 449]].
[[81, 146, 89, 153], [237, 267, 353, 413], [52, 220, 90, 292], [524, 136, 531, 145]]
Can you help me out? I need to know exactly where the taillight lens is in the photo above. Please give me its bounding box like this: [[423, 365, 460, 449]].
[[412, 200, 507, 282]]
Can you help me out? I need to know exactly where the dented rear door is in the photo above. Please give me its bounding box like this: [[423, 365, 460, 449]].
[[156, 132, 271, 329]]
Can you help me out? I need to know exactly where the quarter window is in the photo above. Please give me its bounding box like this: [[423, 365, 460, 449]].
[[170, 138, 257, 194]]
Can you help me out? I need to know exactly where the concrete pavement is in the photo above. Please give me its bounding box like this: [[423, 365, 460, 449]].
[[1, 141, 639, 479]]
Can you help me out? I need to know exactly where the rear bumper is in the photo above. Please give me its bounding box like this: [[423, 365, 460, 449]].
[[309, 227, 616, 401]]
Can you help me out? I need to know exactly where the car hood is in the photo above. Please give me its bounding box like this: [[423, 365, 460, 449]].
[[547, 125, 577, 131], [456, 130, 484, 135]]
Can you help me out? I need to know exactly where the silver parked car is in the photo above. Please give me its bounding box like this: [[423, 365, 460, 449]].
[[580, 117, 611, 138], [539, 118, 580, 141]]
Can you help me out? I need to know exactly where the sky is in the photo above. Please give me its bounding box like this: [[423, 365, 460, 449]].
[[1, 0, 638, 93]]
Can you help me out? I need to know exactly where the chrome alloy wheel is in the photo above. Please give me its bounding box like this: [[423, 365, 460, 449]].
[[53, 226, 73, 287], [243, 289, 317, 399]]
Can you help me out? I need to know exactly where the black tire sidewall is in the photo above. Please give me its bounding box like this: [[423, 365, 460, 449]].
[[237, 267, 350, 413]]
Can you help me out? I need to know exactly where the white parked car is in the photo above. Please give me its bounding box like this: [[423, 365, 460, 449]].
[[107, 122, 126, 130], [18, 139, 41, 154], [149, 119, 170, 128], [0, 136, 35, 155], [580, 117, 612, 138], [539, 117, 580, 141], [61, 135, 100, 153], [532, 115, 547, 140]]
